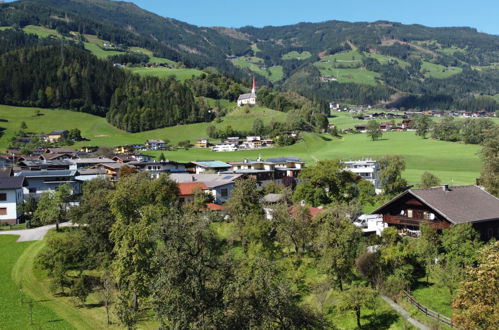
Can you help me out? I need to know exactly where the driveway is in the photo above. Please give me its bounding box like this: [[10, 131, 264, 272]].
[[0, 222, 73, 242]]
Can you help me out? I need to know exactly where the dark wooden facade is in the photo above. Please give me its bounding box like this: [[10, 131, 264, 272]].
[[373, 189, 499, 240], [378, 193, 451, 231]]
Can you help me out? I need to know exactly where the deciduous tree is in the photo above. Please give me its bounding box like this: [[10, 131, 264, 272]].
[[366, 120, 382, 141]]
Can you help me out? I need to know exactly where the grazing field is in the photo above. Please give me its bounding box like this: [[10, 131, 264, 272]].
[[231, 56, 284, 82], [421, 61, 462, 79], [0, 105, 483, 185], [22, 25, 60, 38], [282, 51, 312, 60], [314, 64, 380, 85], [0, 105, 285, 148], [147, 131, 481, 185], [127, 67, 205, 81], [0, 235, 73, 329], [411, 278, 453, 317], [128, 47, 176, 65], [365, 52, 410, 67]]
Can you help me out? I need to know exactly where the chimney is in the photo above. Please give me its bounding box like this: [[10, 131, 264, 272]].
[[442, 184, 449, 192]]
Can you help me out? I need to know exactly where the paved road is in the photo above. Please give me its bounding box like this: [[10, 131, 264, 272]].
[[381, 295, 430, 330], [0, 222, 73, 242]]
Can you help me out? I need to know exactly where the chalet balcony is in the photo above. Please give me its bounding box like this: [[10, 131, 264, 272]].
[[383, 215, 450, 230]]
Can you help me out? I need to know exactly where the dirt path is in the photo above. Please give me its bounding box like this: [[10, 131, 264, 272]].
[[381, 295, 430, 330], [0, 222, 73, 242]]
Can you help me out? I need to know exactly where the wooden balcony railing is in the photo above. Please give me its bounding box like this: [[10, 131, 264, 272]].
[[383, 215, 450, 229]]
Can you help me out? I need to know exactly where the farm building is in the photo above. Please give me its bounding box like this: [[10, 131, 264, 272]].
[[372, 185, 499, 240]]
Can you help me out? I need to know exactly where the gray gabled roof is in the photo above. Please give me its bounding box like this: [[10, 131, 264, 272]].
[[373, 185, 499, 225], [237, 92, 256, 101], [0, 176, 25, 189], [16, 170, 77, 178]]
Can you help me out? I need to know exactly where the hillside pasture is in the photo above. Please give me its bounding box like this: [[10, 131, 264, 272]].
[[421, 61, 462, 79], [282, 51, 312, 60], [231, 56, 284, 82], [129, 47, 177, 65], [22, 25, 60, 38], [314, 64, 380, 85], [365, 52, 410, 67]]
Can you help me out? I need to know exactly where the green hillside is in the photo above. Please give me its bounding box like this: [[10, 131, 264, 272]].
[[128, 67, 204, 82], [282, 51, 312, 60]]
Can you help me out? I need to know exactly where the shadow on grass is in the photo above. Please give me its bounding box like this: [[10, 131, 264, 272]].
[[361, 311, 399, 330], [85, 302, 104, 308], [412, 280, 432, 290], [48, 319, 64, 323], [320, 136, 332, 141]]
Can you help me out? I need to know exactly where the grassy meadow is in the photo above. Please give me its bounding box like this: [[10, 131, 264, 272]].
[[231, 56, 284, 83], [282, 51, 312, 60], [0, 235, 74, 329], [420, 61, 462, 79]]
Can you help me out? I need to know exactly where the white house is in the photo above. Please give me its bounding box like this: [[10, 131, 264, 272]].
[[211, 144, 238, 152], [145, 139, 166, 150], [0, 177, 26, 224], [342, 159, 381, 192], [237, 77, 257, 106]]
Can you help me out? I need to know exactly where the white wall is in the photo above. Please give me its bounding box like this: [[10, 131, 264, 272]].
[[0, 189, 22, 222]]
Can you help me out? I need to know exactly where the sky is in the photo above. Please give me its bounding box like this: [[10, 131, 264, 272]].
[[128, 0, 499, 35]]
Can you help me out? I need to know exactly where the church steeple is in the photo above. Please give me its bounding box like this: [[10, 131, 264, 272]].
[[251, 76, 256, 94]]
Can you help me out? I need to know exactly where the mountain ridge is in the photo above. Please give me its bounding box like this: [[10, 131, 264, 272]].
[[1, 0, 498, 109]]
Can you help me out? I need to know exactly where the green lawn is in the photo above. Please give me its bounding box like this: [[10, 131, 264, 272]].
[[127, 67, 204, 82], [411, 279, 453, 317], [0, 235, 73, 329], [282, 51, 312, 60], [421, 61, 463, 79], [0, 26, 12, 31]]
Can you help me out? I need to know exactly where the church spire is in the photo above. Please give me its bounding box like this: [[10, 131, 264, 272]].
[[251, 76, 256, 94]]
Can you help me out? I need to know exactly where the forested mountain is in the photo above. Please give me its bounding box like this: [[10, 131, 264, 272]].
[[1, 0, 499, 111]]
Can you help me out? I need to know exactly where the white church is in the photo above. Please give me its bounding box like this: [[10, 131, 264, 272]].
[[237, 77, 257, 107]]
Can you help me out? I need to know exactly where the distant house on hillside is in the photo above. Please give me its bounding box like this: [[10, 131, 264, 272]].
[[372, 185, 499, 240], [145, 139, 166, 150], [44, 130, 68, 143], [237, 77, 257, 107]]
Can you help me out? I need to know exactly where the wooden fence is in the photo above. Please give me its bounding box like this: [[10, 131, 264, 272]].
[[403, 290, 454, 328]]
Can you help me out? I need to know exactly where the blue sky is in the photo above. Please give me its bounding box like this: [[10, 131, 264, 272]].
[[129, 0, 499, 35]]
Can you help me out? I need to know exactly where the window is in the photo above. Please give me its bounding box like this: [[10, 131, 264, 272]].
[[221, 188, 228, 197], [29, 188, 37, 194], [407, 209, 413, 218], [0, 193, 6, 201], [0, 208, 7, 215]]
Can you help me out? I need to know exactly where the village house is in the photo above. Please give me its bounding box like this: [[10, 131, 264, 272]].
[[170, 173, 242, 204], [129, 160, 187, 178], [372, 185, 499, 240], [342, 159, 381, 191], [195, 138, 209, 148], [267, 157, 305, 178], [19, 159, 73, 171], [80, 146, 99, 153], [177, 182, 208, 203], [190, 161, 231, 174], [114, 145, 136, 154], [237, 77, 257, 107], [16, 170, 80, 198], [69, 157, 116, 170], [44, 130, 68, 143], [145, 139, 166, 151], [90, 163, 134, 182], [211, 143, 238, 152], [0, 177, 26, 225]]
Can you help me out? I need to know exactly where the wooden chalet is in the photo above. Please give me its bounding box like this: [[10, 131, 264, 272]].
[[372, 185, 499, 240]]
